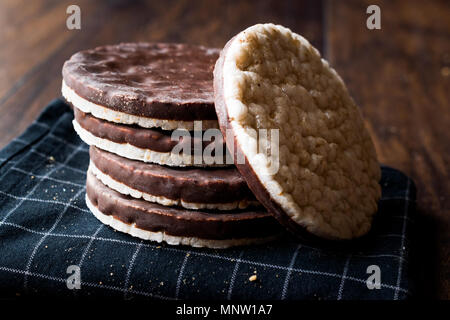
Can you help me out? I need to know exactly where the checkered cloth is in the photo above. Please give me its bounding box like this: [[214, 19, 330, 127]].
[[0, 99, 416, 300]]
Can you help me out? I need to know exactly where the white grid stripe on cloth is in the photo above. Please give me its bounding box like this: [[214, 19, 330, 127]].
[[0, 115, 70, 207], [0, 146, 80, 228], [14, 132, 90, 152], [30, 121, 50, 129], [72, 223, 105, 298], [6, 138, 28, 145], [281, 244, 302, 299], [29, 150, 87, 174], [0, 113, 69, 177], [227, 251, 244, 300], [124, 241, 144, 299], [0, 134, 87, 210], [48, 133, 87, 150], [23, 186, 85, 290], [175, 251, 191, 299], [12, 132, 88, 177], [394, 178, 411, 300], [78, 224, 104, 267], [1, 132, 88, 178], [0, 190, 90, 213], [21, 142, 86, 290], [292, 241, 407, 262], [337, 255, 351, 300], [11, 167, 85, 187]]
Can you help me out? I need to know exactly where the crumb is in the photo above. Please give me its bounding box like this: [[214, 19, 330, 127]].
[[49, 156, 55, 162], [249, 275, 257, 282]]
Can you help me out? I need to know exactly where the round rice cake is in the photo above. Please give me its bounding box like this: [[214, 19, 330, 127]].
[[86, 169, 281, 248], [213, 24, 381, 240], [89, 146, 259, 210], [73, 108, 228, 167], [62, 42, 219, 131]]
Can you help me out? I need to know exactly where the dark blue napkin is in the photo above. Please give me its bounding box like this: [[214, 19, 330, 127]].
[[0, 99, 416, 300]]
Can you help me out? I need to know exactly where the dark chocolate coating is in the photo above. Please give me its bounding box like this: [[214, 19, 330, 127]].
[[74, 108, 225, 154], [86, 170, 282, 240], [90, 146, 256, 204], [63, 42, 219, 120]]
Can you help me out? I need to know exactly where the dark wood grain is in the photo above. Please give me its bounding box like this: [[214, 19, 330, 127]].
[[327, 0, 450, 299], [0, 0, 448, 298]]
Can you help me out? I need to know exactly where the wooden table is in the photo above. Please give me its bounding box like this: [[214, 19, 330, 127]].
[[0, 0, 448, 299]]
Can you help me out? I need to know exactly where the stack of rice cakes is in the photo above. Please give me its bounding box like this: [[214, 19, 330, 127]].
[[62, 42, 282, 248]]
